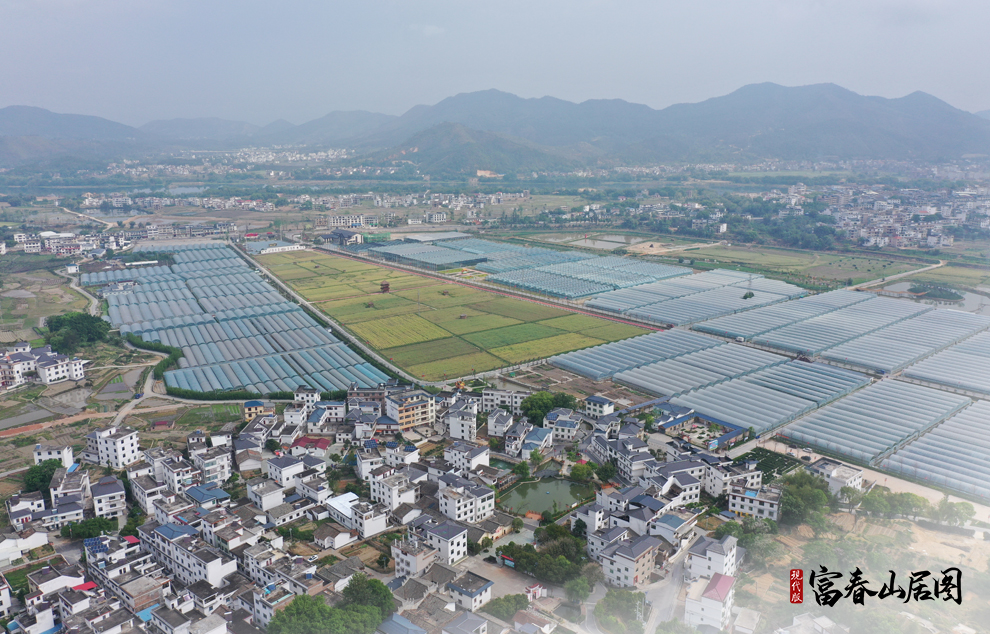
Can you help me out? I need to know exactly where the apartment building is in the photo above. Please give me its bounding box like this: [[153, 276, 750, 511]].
[[193, 446, 233, 486], [446, 400, 478, 441], [385, 390, 436, 430], [443, 442, 489, 474], [92, 476, 127, 519], [33, 444, 73, 468], [371, 472, 421, 511], [438, 474, 495, 524], [600, 534, 662, 588], [446, 572, 494, 612], [423, 522, 468, 565], [584, 395, 614, 419], [486, 410, 513, 437], [83, 425, 141, 469], [139, 522, 238, 588], [481, 389, 531, 416], [391, 535, 439, 578], [728, 485, 781, 521]]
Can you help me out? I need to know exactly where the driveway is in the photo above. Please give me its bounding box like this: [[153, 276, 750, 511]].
[[459, 555, 546, 600]]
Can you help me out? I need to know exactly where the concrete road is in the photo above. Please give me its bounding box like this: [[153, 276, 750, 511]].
[[583, 582, 608, 634], [854, 259, 945, 289]]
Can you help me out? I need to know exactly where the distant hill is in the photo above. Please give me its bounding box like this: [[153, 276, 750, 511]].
[[357, 84, 990, 165], [373, 122, 580, 174], [0, 105, 141, 140], [977, 110, 990, 121], [3, 84, 990, 169], [263, 111, 397, 145], [140, 117, 261, 140]]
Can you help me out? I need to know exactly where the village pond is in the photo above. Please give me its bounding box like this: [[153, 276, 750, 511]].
[[498, 478, 595, 516]]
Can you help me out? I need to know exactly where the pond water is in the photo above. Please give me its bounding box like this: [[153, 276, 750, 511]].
[[490, 458, 516, 470], [499, 478, 595, 515], [884, 282, 990, 315]]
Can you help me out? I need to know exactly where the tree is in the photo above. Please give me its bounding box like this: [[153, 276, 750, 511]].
[[376, 553, 390, 569], [47, 312, 110, 345], [593, 461, 617, 482], [569, 463, 593, 482], [268, 594, 382, 634], [564, 577, 591, 604], [482, 594, 529, 621], [61, 517, 114, 539], [520, 392, 554, 426], [265, 439, 283, 453], [571, 518, 587, 539], [25, 459, 62, 500], [529, 449, 543, 468], [341, 574, 395, 621], [513, 461, 530, 478], [713, 521, 742, 540], [512, 517, 525, 532]]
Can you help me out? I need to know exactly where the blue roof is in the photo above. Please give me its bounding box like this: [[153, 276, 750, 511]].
[[245, 400, 264, 407], [555, 420, 578, 429], [67, 463, 79, 473], [154, 523, 198, 540], [186, 485, 231, 503], [525, 428, 552, 443], [378, 613, 427, 634], [586, 395, 613, 405], [135, 604, 160, 622], [656, 514, 686, 528]]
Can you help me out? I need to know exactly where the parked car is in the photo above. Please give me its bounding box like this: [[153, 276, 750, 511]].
[[307, 555, 319, 562]]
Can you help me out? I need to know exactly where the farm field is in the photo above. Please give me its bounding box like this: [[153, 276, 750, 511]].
[[0, 266, 89, 342], [258, 250, 650, 380], [903, 264, 990, 289], [676, 244, 923, 285]]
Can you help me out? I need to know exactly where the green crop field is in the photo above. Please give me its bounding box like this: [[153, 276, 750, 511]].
[[904, 264, 990, 288], [258, 251, 651, 380], [686, 245, 924, 285]]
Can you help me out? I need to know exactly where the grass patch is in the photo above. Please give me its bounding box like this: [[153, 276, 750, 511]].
[[349, 314, 451, 349], [538, 314, 612, 332], [385, 338, 481, 366], [491, 333, 603, 364], [408, 352, 505, 380], [472, 297, 570, 321], [463, 323, 565, 349]]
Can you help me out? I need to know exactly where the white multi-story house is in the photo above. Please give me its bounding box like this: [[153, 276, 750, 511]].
[[193, 447, 233, 486], [248, 479, 284, 512], [92, 476, 127, 519], [438, 474, 496, 524], [386, 390, 436, 430], [600, 534, 662, 588], [728, 485, 781, 521], [0, 344, 86, 389], [808, 458, 864, 495], [544, 408, 581, 443], [33, 444, 73, 468], [263, 456, 307, 488], [130, 475, 169, 514], [83, 425, 141, 469], [446, 400, 479, 442], [293, 385, 320, 407], [139, 523, 237, 589], [687, 535, 739, 579], [584, 395, 614, 419], [423, 522, 468, 565], [487, 410, 514, 437], [685, 573, 735, 631], [384, 444, 421, 467], [325, 493, 389, 539], [391, 535, 439, 579], [444, 442, 489, 474], [446, 572, 493, 612], [371, 472, 421, 511], [482, 389, 531, 416]]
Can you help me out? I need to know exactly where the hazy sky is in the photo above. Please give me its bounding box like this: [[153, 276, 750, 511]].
[[2, 0, 987, 126]]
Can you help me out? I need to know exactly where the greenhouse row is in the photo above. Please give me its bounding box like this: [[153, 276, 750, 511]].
[[585, 270, 788, 314], [109, 299, 206, 328], [899, 330, 990, 397], [120, 303, 311, 337], [612, 343, 788, 398], [692, 289, 873, 339], [366, 242, 487, 271], [626, 285, 798, 326], [108, 287, 198, 307], [133, 242, 229, 252], [163, 342, 389, 394], [668, 361, 870, 434], [750, 296, 932, 356], [879, 400, 990, 501], [549, 329, 721, 379], [780, 379, 972, 464], [81, 266, 178, 285], [487, 269, 613, 298], [819, 309, 990, 373]]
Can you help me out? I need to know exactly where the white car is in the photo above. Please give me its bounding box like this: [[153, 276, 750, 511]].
[[307, 555, 319, 563]]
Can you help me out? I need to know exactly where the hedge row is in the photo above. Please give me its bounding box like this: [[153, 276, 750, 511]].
[[165, 386, 265, 401], [125, 334, 183, 380]]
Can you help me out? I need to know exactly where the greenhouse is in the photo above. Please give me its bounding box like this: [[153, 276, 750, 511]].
[[819, 309, 990, 373], [692, 289, 873, 339], [612, 343, 788, 397], [549, 329, 721, 379], [879, 400, 990, 501], [366, 242, 487, 270], [899, 330, 990, 397], [668, 361, 870, 434], [780, 380, 971, 464], [750, 296, 932, 355], [625, 285, 798, 326], [586, 270, 757, 313], [487, 269, 613, 298], [103, 244, 391, 394]]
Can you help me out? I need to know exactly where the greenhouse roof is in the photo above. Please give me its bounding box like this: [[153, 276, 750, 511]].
[[780, 379, 971, 464]]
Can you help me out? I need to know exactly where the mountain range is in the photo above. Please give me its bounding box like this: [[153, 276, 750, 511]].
[[2, 83, 990, 172]]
